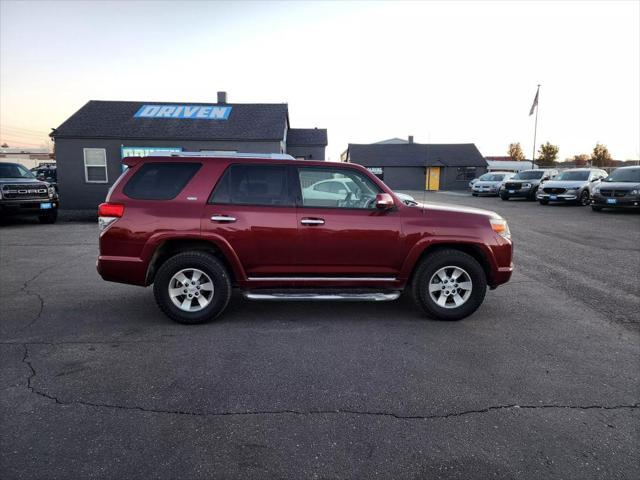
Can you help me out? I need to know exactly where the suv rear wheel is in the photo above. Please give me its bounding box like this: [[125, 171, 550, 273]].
[[153, 251, 231, 324], [412, 249, 487, 321]]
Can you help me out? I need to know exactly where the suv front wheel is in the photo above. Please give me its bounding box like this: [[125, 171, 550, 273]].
[[153, 251, 232, 324], [411, 249, 487, 321]]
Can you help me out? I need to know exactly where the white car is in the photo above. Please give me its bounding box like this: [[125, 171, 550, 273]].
[[304, 178, 418, 206]]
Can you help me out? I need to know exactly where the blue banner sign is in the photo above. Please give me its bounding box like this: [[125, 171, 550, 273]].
[[121, 146, 182, 158], [134, 104, 232, 120]]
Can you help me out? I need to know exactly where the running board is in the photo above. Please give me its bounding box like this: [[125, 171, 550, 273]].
[[244, 291, 401, 302]]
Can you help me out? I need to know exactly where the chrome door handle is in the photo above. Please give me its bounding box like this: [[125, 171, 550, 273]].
[[211, 215, 236, 223], [300, 218, 325, 225]]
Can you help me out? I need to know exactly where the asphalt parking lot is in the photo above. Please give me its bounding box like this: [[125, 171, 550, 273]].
[[1, 194, 638, 480]]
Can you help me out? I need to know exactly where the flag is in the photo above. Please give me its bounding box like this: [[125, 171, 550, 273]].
[[529, 87, 539, 116]]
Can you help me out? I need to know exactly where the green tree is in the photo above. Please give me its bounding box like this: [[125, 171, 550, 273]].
[[591, 143, 614, 167], [508, 142, 525, 161], [536, 142, 559, 166]]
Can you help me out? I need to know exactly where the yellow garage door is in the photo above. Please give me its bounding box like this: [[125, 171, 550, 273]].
[[426, 167, 441, 191]]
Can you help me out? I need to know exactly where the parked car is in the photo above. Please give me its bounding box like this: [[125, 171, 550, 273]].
[[31, 165, 58, 191], [97, 153, 513, 324], [591, 166, 640, 211], [305, 177, 418, 206], [499, 169, 558, 201], [536, 168, 608, 206], [0, 162, 59, 223], [471, 171, 516, 196]]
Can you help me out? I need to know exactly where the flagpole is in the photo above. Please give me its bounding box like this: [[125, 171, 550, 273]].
[[531, 84, 540, 168]]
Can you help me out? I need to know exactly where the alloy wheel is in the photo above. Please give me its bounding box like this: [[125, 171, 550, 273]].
[[428, 266, 473, 309], [168, 268, 215, 312]]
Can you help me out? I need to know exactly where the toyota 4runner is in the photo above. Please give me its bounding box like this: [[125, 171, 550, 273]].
[[97, 153, 513, 324]]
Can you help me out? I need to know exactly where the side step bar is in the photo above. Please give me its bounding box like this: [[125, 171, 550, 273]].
[[244, 291, 401, 302]]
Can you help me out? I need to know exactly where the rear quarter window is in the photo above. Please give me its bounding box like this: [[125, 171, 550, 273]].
[[123, 162, 201, 200]]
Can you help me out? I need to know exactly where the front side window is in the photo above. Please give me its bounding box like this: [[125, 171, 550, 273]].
[[123, 162, 201, 200], [298, 168, 381, 209], [83, 148, 108, 183], [210, 164, 293, 206]]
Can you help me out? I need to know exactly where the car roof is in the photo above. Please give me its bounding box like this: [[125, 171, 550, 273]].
[[129, 155, 353, 170]]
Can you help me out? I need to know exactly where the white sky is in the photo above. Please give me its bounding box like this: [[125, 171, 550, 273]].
[[1, 0, 639, 160]]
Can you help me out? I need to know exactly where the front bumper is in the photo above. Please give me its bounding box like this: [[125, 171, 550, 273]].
[[537, 192, 579, 202], [500, 187, 533, 198], [591, 195, 640, 208], [472, 187, 499, 195], [0, 199, 59, 215]]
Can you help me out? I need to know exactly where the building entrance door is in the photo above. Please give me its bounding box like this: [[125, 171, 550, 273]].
[[425, 167, 441, 190]]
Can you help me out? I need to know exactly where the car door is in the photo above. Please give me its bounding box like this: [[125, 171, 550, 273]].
[[201, 163, 298, 277], [293, 166, 404, 277]]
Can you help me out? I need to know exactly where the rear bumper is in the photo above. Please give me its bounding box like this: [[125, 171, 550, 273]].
[[97, 255, 147, 286]]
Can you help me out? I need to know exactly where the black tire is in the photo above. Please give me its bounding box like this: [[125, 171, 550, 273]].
[[578, 190, 590, 206], [528, 187, 538, 201], [591, 205, 603, 212], [539, 199, 549, 205], [471, 193, 478, 197], [38, 211, 58, 224], [153, 251, 231, 324], [411, 249, 487, 321], [500, 194, 509, 201]]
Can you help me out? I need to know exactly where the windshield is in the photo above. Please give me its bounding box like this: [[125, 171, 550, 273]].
[[605, 168, 640, 183], [513, 170, 544, 180], [554, 171, 590, 181], [0, 163, 35, 179], [478, 173, 506, 181]]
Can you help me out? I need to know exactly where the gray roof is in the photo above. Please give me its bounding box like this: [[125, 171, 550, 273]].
[[51, 100, 289, 141], [348, 143, 487, 168], [287, 128, 328, 146]]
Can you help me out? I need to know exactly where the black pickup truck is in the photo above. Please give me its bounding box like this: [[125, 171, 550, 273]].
[[0, 162, 59, 223]]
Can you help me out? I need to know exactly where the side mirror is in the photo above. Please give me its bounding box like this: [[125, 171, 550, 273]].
[[375, 193, 395, 210]]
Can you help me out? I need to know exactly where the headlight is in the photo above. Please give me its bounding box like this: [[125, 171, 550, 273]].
[[490, 218, 511, 240], [522, 183, 532, 188], [592, 186, 600, 194], [48, 186, 56, 197]]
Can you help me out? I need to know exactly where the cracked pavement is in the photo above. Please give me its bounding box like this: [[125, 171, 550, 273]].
[[1, 196, 639, 479]]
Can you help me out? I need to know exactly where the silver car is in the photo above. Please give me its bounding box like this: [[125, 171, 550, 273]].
[[537, 168, 608, 206], [471, 171, 516, 196]]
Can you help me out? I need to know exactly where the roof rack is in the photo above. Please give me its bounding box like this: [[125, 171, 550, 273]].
[[150, 151, 296, 160]]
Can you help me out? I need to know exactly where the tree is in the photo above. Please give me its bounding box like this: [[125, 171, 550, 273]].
[[591, 143, 614, 167], [508, 142, 525, 161], [536, 142, 559, 166], [0, 143, 8, 148], [568, 154, 590, 167]]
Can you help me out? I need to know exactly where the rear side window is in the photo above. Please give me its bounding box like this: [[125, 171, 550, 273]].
[[210, 164, 293, 206], [123, 162, 201, 200]]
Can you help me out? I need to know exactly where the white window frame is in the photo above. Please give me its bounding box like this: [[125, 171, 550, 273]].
[[83, 148, 108, 183]]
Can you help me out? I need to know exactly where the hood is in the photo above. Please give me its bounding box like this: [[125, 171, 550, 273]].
[[0, 177, 47, 185], [542, 180, 588, 189], [423, 202, 501, 219], [506, 178, 543, 185], [474, 180, 503, 187], [598, 181, 640, 190]]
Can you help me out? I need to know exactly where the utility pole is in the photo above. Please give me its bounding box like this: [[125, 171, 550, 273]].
[[531, 84, 540, 168]]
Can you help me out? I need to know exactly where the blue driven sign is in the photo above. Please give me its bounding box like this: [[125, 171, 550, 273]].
[[134, 105, 232, 120]]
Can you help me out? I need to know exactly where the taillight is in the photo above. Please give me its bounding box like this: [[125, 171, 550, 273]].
[[98, 202, 124, 232]]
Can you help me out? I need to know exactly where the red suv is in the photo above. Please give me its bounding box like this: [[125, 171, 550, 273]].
[[97, 153, 513, 324]]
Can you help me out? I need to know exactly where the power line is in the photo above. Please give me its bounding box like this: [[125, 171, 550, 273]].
[[0, 124, 50, 135]]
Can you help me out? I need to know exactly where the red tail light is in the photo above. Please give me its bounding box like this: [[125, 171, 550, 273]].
[[98, 203, 124, 217]]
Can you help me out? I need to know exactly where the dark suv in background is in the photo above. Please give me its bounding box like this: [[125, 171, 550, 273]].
[[591, 166, 640, 211], [97, 153, 513, 325], [0, 162, 59, 223], [500, 169, 558, 201]]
